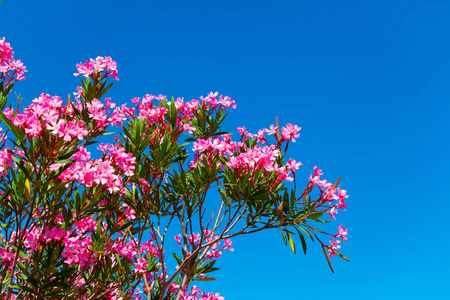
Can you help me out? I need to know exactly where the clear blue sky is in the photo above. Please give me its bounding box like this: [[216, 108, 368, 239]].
[[2, 0, 449, 299]]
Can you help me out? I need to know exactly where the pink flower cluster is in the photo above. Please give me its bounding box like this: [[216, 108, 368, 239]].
[[123, 92, 237, 181], [98, 143, 136, 176], [226, 144, 287, 180], [0, 145, 13, 177], [303, 166, 349, 257], [74, 56, 119, 81], [1, 91, 136, 193], [308, 166, 348, 217], [180, 286, 224, 300], [84, 98, 132, 129], [0, 37, 26, 85], [57, 144, 135, 193], [328, 225, 348, 258], [190, 125, 302, 186], [135, 95, 169, 125], [191, 135, 238, 169], [4, 93, 88, 140], [1, 212, 157, 294], [199, 92, 237, 110], [1, 219, 86, 269], [237, 123, 301, 143], [131, 92, 236, 141]]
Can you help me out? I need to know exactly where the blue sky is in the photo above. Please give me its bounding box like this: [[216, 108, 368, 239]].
[[2, 0, 450, 299]]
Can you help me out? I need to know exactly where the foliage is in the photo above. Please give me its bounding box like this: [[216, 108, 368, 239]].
[[0, 37, 349, 300]]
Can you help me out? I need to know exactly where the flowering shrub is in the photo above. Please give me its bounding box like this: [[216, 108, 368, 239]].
[[0, 37, 350, 300]]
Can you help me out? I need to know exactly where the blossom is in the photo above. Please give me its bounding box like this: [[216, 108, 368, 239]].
[[337, 225, 348, 242], [286, 158, 302, 171], [24, 227, 42, 252], [0, 37, 14, 62], [124, 206, 136, 220], [327, 238, 341, 258], [265, 124, 278, 136], [134, 257, 148, 274], [42, 226, 65, 243], [74, 56, 119, 80], [0, 37, 27, 84], [328, 207, 338, 220], [281, 123, 301, 142]]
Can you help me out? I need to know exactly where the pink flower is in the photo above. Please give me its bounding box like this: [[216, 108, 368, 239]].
[[193, 139, 211, 152], [168, 282, 180, 293], [24, 227, 41, 251], [182, 121, 196, 133], [42, 226, 64, 242], [337, 197, 347, 210], [337, 225, 348, 242], [3, 108, 14, 118], [328, 238, 341, 258], [265, 124, 278, 136], [328, 207, 338, 220], [313, 166, 323, 177], [286, 158, 301, 171], [0, 37, 14, 62], [134, 257, 148, 274], [223, 239, 234, 251], [236, 126, 247, 135], [73, 61, 95, 77], [47, 119, 66, 135], [24, 115, 42, 138], [281, 123, 301, 142], [124, 206, 136, 220]]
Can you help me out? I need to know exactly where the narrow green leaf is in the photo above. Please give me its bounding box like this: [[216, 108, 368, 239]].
[[297, 226, 314, 241], [195, 276, 216, 281], [307, 212, 323, 220], [298, 230, 307, 254], [331, 249, 351, 262], [172, 252, 183, 266], [17, 285, 36, 295], [288, 232, 296, 254], [280, 230, 287, 245], [322, 245, 335, 274]]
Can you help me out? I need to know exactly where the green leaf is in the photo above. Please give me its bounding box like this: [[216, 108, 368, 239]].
[[196, 260, 219, 275], [331, 249, 351, 262], [297, 229, 307, 254], [195, 276, 217, 281], [288, 232, 296, 254], [84, 139, 99, 147], [16, 285, 37, 295], [307, 212, 323, 220], [172, 252, 183, 266], [212, 131, 231, 137], [53, 267, 76, 278], [54, 159, 74, 164], [115, 253, 123, 267], [311, 218, 329, 224], [0, 188, 12, 203], [297, 226, 314, 241], [12, 156, 32, 181]]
